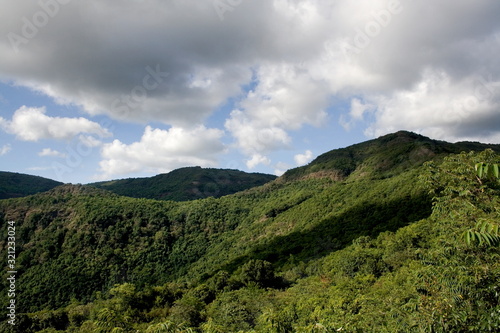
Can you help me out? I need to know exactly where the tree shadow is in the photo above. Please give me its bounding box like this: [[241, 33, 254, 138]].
[[217, 193, 432, 274]]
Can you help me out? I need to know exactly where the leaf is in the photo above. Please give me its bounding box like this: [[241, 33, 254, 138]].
[[475, 163, 484, 178], [493, 164, 499, 179], [464, 230, 471, 245], [476, 162, 500, 179], [465, 220, 500, 247]]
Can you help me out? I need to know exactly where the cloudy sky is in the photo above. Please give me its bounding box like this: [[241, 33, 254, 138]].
[[1, 0, 499, 183]]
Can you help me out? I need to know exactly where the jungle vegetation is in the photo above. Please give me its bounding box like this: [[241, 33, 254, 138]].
[[0, 172, 63, 199], [1, 131, 499, 332], [88, 167, 276, 202]]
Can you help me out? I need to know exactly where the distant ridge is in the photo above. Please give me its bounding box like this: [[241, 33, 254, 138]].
[[282, 130, 500, 181], [0, 171, 63, 199], [88, 166, 277, 201]]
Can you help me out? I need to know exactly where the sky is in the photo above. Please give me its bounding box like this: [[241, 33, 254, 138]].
[[0, 0, 499, 184]]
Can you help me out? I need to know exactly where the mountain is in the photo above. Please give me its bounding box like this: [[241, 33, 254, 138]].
[[0, 171, 63, 199], [283, 130, 500, 181], [88, 166, 277, 201], [1, 131, 499, 332]]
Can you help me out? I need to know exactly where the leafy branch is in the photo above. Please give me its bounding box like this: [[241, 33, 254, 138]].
[[465, 162, 500, 246]]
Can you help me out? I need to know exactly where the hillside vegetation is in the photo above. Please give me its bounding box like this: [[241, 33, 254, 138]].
[[0, 171, 63, 199], [88, 167, 276, 201], [0, 131, 499, 332]]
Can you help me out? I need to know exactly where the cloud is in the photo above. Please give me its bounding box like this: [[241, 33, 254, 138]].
[[38, 148, 66, 158], [97, 125, 225, 179], [364, 69, 500, 142], [274, 161, 291, 176], [0, 0, 499, 156], [26, 166, 51, 171], [0, 144, 11, 156], [79, 135, 102, 148], [225, 63, 329, 168], [339, 98, 375, 131], [294, 150, 313, 166], [0, 1, 259, 126], [0, 106, 111, 141], [246, 154, 271, 169]]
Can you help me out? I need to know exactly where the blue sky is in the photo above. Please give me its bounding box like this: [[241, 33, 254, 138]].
[[1, 0, 499, 183]]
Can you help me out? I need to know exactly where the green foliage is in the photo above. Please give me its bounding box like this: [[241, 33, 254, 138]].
[[206, 288, 271, 332], [0, 171, 63, 199], [282, 130, 500, 182], [475, 162, 500, 179], [239, 259, 276, 288], [464, 161, 500, 246], [465, 220, 500, 246], [422, 150, 500, 248], [89, 166, 276, 201], [145, 321, 194, 333], [1, 132, 500, 332]]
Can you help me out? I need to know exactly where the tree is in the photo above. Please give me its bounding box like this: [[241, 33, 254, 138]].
[[422, 150, 500, 247], [240, 259, 276, 288], [145, 321, 194, 333], [464, 161, 500, 246]]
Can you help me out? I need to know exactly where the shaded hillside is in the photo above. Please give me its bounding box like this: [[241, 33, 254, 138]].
[[282, 130, 500, 181], [0, 171, 63, 199], [0, 163, 432, 315], [0, 132, 499, 332], [89, 166, 276, 201]]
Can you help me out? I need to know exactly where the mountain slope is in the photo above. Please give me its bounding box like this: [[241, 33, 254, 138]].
[[88, 166, 276, 201], [0, 165, 431, 313], [1, 131, 499, 332], [282, 130, 500, 181], [0, 171, 63, 199]]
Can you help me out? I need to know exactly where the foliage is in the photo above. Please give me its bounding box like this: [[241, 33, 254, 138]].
[[282, 130, 500, 182], [0, 171, 63, 199], [239, 259, 276, 288], [421, 150, 500, 247], [89, 166, 276, 201], [1, 132, 500, 332]]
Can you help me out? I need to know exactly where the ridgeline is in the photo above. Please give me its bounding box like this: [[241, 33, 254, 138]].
[[1, 131, 499, 332]]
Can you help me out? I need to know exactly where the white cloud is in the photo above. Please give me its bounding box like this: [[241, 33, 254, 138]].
[[79, 135, 102, 148], [225, 63, 329, 167], [246, 154, 271, 169], [294, 150, 313, 166], [38, 148, 66, 158], [97, 125, 225, 179], [274, 161, 291, 176], [26, 166, 52, 171], [0, 144, 11, 156], [225, 110, 292, 154], [340, 98, 375, 130], [364, 69, 500, 142], [0, 0, 499, 165], [0, 106, 111, 141], [274, 169, 286, 177]]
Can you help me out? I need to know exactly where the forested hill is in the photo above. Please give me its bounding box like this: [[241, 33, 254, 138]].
[[1, 131, 499, 332], [0, 171, 63, 199], [88, 167, 277, 201], [282, 130, 500, 181]]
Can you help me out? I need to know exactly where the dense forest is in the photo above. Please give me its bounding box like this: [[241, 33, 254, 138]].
[[0, 172, 63, 199], [0, 131, 499, 332], [88, 167, 276, 201]]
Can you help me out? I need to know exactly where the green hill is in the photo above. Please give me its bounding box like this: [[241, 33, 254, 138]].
[[1, 131, 499, 332], [283, 130, 500, 181], [88, 167, 277, 201], [0, 171, 63, 199]]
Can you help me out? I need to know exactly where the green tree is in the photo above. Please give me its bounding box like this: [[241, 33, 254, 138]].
[[240, 259, 276, 288], [422, 150, 500, 246]]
